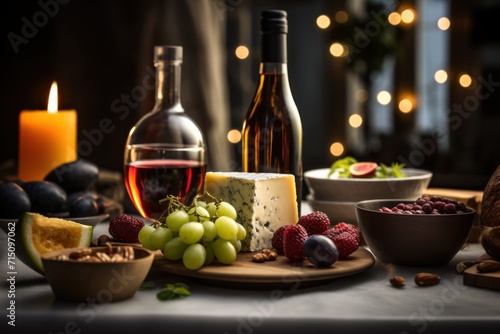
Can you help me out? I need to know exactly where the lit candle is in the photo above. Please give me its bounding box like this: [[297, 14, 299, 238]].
[[18, 82, 77, 181]]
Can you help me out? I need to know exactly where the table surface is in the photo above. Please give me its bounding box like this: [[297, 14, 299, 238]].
[[1, 205, 499, 334]]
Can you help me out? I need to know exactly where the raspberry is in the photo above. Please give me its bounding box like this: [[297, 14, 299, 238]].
[[332, 222, 360, 243], [108, 214, 145, 242], [298, 211, 330, 236], [322, 228, 359, 259], [283, 224, 308, 262], [271, 225, 289, 255]]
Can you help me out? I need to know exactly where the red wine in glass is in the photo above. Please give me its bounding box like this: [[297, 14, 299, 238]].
[[125, 159, 207, 219]]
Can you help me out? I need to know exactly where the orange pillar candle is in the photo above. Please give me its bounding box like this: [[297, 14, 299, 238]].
[[18, 82, 77, 181]]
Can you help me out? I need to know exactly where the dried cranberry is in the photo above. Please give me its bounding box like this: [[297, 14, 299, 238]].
[[443, 203, 458, 214], [433, 201, 446, 213]]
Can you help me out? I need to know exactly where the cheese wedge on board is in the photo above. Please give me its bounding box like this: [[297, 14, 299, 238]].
[[204, 172, 299, 251]]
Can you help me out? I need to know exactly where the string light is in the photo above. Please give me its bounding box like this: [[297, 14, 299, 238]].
[[335, 11, 348, 24], [458, 73, 472, 88], [398, 99, 413, 113], [401, 8, 416, 24], [349, 114, 363, 128], [330, 142, 344, 156], [227, 129, 241, 143], [376, 91, 392, 105], [388, 12, 401, 25], [437, 17, 450, 30], [356, 89, 369, 103], [316, 15, 331, 29], [329, 42, 347, 57], [434, 69, 448, 84], [235, 46, 249, 60]]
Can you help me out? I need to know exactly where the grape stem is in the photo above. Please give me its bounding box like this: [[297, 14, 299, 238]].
[[155, 192, 222, 227]]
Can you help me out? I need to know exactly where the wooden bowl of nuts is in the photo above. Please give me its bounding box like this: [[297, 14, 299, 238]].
[[41, 244, 154, 302]]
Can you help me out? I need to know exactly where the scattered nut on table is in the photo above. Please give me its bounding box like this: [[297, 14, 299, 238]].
[[389, 275, 405, 288], [97, 234, 111, 246], [455, 260, 479, 274], [414, 272, 441, 286]]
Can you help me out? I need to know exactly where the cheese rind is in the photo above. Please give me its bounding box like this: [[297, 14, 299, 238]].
[[204, 172, 299, 251]]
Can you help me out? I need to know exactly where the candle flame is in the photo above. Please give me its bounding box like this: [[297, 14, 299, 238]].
[[48, 81, 58, 114]]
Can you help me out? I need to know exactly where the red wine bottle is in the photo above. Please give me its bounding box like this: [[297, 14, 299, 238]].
[[241, 10, 303, 214]]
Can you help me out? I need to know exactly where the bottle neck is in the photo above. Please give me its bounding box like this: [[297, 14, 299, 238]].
[[259, 62, 288, 75], [155, 61, 183, 112], [260, 29, 289, 79], [261, 32, 287, 64]]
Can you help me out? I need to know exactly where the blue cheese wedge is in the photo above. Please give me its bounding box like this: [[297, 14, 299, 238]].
[[204, 172, 299, 251]]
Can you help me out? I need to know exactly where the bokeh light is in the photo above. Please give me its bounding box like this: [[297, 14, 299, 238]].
[[437, 17, 450, 30], [227, 129, 241, 144], [349, 114, 363, 128], [398, 99, 413, 113], [376, 90, 392, 105], [330, 142, 344, 156], [335, 11, 348, 24], [434, 69, 448, 84], [329, 42, 346, 57], [458, 73, 472, 88], [388, 12, 401, 25], [235, 46, 249, 60], [356, 89, 369, 103], [401, 9, 416, 24], [316, 15, 331, 29]]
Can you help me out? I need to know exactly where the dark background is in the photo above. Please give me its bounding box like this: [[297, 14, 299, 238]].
[[1, 0, 499, 198]]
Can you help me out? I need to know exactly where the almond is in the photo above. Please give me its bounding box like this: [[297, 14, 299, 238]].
[[414, 272, 441, 286], [476, 260, 500, 273], [389, 275, 405, 287], [455, 260, 479, 274]]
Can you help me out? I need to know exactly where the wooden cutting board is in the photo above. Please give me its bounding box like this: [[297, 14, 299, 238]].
[[463, 254, 500, 291], [152, 248, 375, 289]]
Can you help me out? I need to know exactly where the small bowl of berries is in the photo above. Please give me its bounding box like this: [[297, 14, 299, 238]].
[[355, 195, 476, 266]]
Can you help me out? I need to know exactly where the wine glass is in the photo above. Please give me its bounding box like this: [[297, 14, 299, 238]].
[[124, 144, 206, 220]]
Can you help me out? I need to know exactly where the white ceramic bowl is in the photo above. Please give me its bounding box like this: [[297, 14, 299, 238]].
[[307, 195, 357, 226], [304, 168, 432, 202]]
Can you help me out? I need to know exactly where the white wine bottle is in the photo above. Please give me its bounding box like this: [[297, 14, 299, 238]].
[[241, 10, 303, 213]]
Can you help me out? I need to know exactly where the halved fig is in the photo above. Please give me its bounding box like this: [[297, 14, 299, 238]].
[[349, 162, 378, 178]]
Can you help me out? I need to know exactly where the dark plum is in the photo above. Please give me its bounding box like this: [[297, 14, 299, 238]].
[[44, 159, 99, 193], [67, 191, 105, 214], [68, 194, 100, 217], [303, 235, 339, 267], [0, 182, 31, 218], [21, 181, 66, 214], [67, 190, 87, 207]]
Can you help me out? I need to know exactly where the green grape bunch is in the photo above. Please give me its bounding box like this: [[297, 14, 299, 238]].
[[138, 193, 246, 270]]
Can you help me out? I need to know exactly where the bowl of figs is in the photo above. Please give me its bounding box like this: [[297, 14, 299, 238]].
[[0, 159, 109, 230]]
